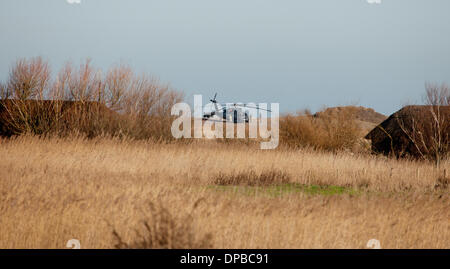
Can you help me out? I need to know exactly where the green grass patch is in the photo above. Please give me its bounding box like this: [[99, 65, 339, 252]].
[[208, 183, 359, 197]]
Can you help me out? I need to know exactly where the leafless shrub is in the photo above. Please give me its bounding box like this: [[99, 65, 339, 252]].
[[7, 57, 51, 100], [118, 75, 183, 140], [113, 201, 212, 249], [55, 60, 105, 103], [0, 82, 9, 99], [214, 169, 291, 186], [424, 83, 450, 106], [0, 58, 183, 140], [0, 100, 63, 135], [279, 108, 361, 151], [0, 58, 59, 135], [104, 64, 133, 110]]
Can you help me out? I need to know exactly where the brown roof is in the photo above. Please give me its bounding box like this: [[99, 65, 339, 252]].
[[365, 105, 450, 158]]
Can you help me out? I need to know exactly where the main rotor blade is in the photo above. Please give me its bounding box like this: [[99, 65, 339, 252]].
[[233, 104, 272, 112]]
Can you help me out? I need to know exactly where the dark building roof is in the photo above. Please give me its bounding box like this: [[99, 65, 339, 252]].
[[365, 105, 450, 158]]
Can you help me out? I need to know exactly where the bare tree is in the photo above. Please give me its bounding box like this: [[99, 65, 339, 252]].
[[424, 83, 450, 166], [105, 64, 133, 110], [7, 57, 51, 100], [0, 82, 9, 99], [424, 83, 450, 106], [55, 59, 104, 103]]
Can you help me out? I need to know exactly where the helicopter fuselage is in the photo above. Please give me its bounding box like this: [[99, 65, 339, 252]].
[[203, 106, 249, 123]]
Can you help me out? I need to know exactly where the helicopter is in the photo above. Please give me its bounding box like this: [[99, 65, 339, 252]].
[[202, 93, 272, 123]]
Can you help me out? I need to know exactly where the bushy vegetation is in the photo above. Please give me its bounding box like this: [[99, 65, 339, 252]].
[[279, 109, 362, 152], [0, 57, 183, 140]]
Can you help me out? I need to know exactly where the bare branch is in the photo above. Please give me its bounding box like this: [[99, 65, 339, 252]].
[[424, 83, 450, 106], [7, 57, 51, 100]]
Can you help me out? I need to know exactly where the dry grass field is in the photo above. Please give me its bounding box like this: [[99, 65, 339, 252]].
[[0, 135, 448, 249]]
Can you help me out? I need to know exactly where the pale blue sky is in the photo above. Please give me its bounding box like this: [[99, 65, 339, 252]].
[[1, 0, 449, 115]]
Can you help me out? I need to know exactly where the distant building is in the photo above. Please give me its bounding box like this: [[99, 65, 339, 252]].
[[365, 105, 450, 159]]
